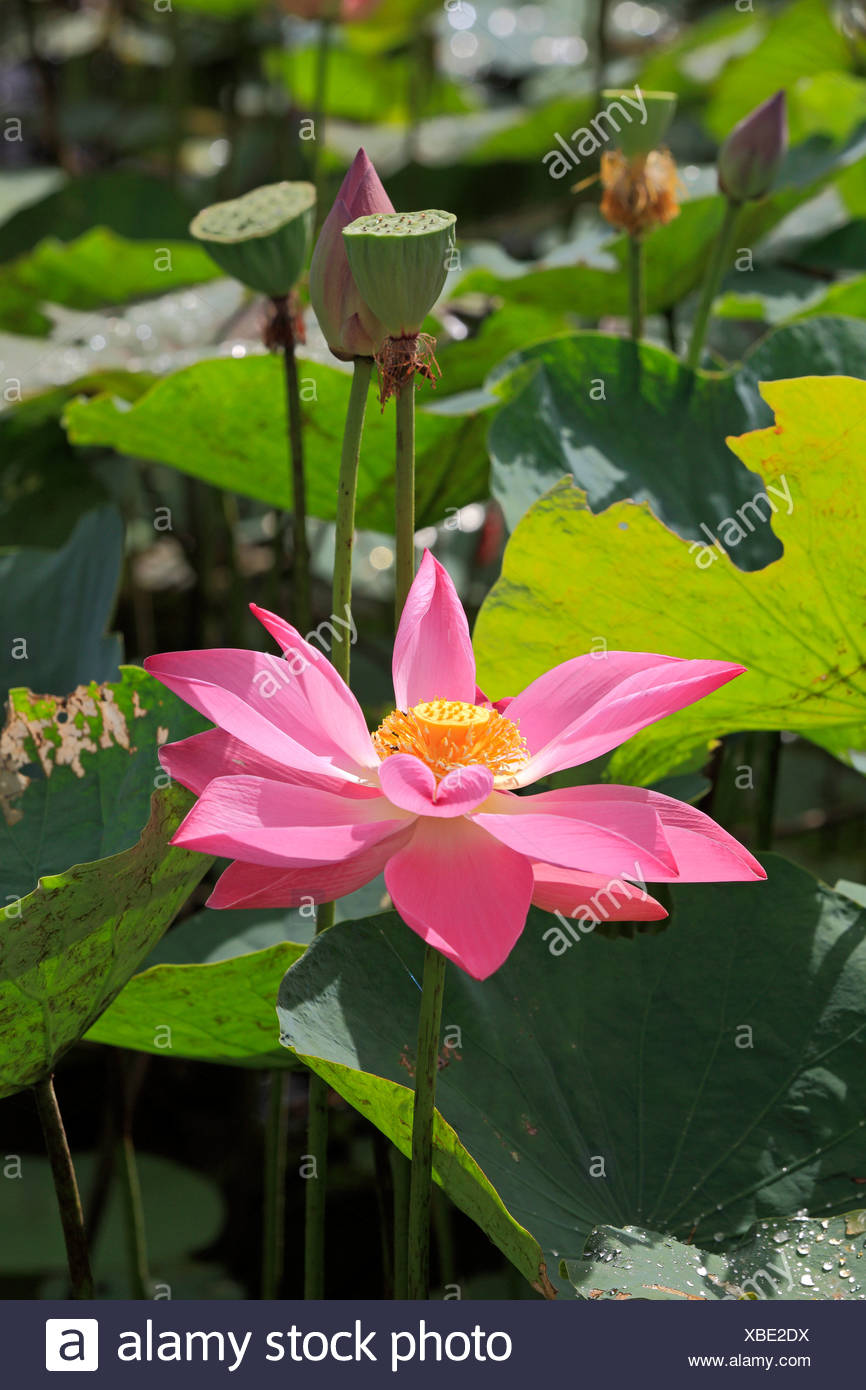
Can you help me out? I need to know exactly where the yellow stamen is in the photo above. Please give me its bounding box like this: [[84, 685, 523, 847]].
[[372, 697, 529, 784]]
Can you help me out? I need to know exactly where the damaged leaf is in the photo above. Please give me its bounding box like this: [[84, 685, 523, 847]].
[[0, 666, 207, 904]]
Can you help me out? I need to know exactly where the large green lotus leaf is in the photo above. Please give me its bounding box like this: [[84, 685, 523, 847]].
[[278, 859, 866, 1284], [0, 374, 151, 549], [264, 46, 471, 124], [475, 375, 866, 767], [0, 172, 194, 263], [703, 0, 853, 141], [0, 1153, 224, 1276], [63, 357, 489, 530], [638, 8, 763, 101], [0, 228, 222, 336], [436, 301, 573, 399], [564, 1214, 866, 1300], [0, 507, 123, 701], [791, 277, 866, 321], [86, 943, 306, 1069], [87, 880, 387, 1067], [0, 780, 210, 1099], [453, 125, 866, 320], [0, 666, 206, 906], [485, 319, 866, 562]]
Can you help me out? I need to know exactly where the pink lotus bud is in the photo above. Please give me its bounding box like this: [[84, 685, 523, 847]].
[[718, 90, 788, 203], [309, 148, 394, 361]]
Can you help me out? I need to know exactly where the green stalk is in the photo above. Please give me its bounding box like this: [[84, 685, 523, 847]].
[[686, 198, 741, 370], [280, 307, 312, 635], [407, 945, 447, 1299], [332, 358, 373, 675], [391, 1149, 410, 1299], [394, 380, 416, 619], [303, 357, 373, 1299], [33, 1076, 94, 1299], [262, 1071, 289, 1299], [628, 234, 645, 341], [116, 1134, 149, 1299]]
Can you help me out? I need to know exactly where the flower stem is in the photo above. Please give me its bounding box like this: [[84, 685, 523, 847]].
[[273, 295, 311, 634], [407, 944, 447, 1299], [332, 357, 373, 680], [391, 1149, 410, 1299], [628, 234, 645, 341], [116, 1133, 150, 1299], [686, 198, 741, 370], [394, 380, 416, 620], [33, 1075, 94, 1299], [303, 356, 373, 1299], [262, 1070, 289, 1299], [303, 1073, 329, 1298]]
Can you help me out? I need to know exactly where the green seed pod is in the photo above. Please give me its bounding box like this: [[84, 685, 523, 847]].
[[190, 182, 316, 297], [601, 89, 677, 158], [342, 210, 457, 338]]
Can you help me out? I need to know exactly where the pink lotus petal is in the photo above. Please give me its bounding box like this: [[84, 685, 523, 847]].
[[506, 652, 745, 784], [145, 646, 374, 784], [530, 863, 667, 920], [385, 817, 534, 979], [378, 754, 493, 817], [160, 727, 360, 797], [171, 775, 410, 867], [541, 785, 766, 881], [471, 790, 678, 880], [250, 603, 378, 771], [206, 828, 411, 909], [392, 551, 476, 707]]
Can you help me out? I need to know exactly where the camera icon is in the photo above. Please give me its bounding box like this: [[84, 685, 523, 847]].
[[45, 1320, 99, 1372]]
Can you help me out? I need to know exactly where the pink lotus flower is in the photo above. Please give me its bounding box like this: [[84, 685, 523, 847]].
[[309, 148, 393, 361], [145, 553, 764, 980]]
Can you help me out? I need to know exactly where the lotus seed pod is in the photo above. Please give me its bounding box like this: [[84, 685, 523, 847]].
[[342, 210, 457, 338], [190, 182, 316, 297], [718, 90, 788, 203], [601, 89, 677, 158]]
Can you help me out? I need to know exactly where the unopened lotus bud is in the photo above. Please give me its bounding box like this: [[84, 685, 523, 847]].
[[342, 210, 457, 339], [190, 182, 315, 297], [601, 88, 677, 158], [718, 91, 787, 203], [309, 148, 393, 361]]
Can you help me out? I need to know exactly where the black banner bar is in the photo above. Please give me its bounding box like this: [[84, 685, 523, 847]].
[[3, 1297, 858, 1387]]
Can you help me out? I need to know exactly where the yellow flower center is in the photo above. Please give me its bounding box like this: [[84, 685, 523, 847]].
[[372, 698, 529, 783]]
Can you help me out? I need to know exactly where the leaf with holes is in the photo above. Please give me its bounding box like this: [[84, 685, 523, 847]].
[[0, 665, 206, 904]]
